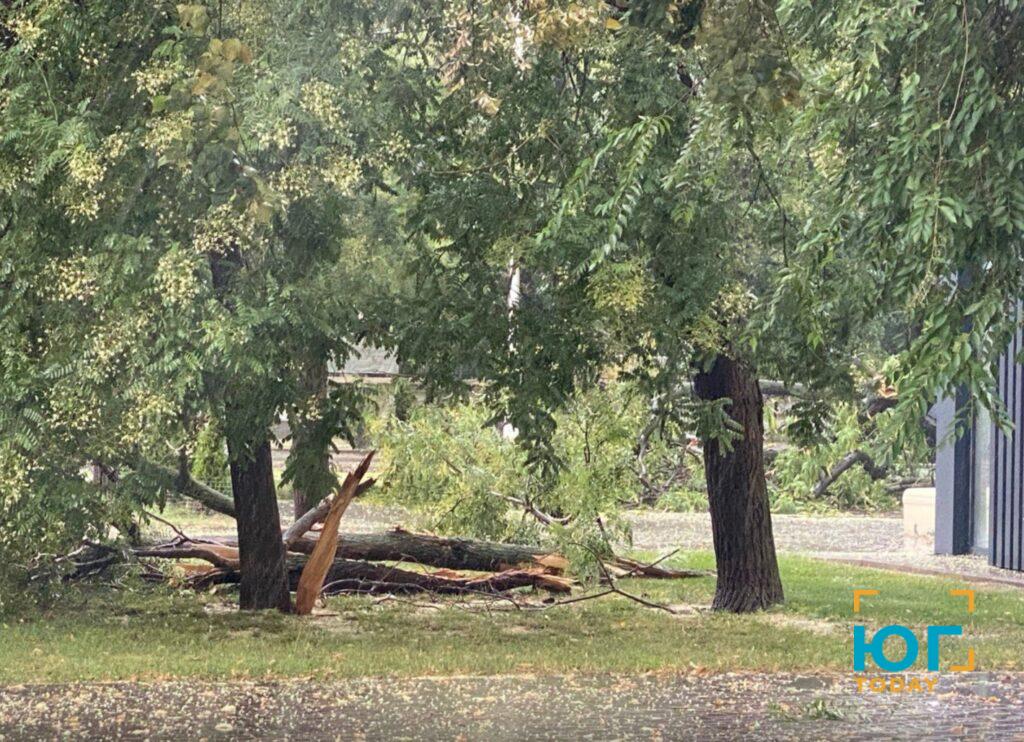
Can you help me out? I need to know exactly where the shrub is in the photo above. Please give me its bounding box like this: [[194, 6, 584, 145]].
[[191, 417, 230, 491], [371, 383, 691, 563]]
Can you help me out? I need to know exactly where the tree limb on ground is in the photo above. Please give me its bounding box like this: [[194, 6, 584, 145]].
[[140, 548, 574, 595], [606, 555, 711, 579], [134, 454, 706, 602], [156, 458, 571, 572], [219, 529, 570, 573], [812, 449, 890, 499]]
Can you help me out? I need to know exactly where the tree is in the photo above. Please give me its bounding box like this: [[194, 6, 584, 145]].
[[381, 0, 798, 610], [771, 0, 1024, 441], [0, 0, 405, 609], [694, 356, 783, 610], [385, 0, 1024, 611]]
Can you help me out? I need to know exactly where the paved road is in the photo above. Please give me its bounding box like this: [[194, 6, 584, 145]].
[[2, 673, 1022, 740]]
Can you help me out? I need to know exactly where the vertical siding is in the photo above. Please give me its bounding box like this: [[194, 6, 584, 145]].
[[993, 351, 1005, 566], [992, 322, 1024, 571], [1011, 327, 1019, 569]]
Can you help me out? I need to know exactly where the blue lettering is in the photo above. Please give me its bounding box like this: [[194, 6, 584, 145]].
[[926, 625, 963, 671], [854, 625, 919, 672]]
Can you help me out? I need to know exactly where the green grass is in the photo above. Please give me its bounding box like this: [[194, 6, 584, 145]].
[[1, 553, 1022, 683], [145, 501, 240, 537]]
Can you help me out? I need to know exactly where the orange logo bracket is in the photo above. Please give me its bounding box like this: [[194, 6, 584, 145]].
[[950, 588, 975, 614], [853, 589, 879, 613]]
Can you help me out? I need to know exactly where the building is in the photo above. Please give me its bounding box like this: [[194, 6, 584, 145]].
[[934, 325, 1024, 570]]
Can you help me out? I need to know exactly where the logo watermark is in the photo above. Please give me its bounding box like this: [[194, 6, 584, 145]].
[[851, 588, 975, 692]]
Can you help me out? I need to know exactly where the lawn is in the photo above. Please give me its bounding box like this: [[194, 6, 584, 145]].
[[1, 553, 1021, 683]]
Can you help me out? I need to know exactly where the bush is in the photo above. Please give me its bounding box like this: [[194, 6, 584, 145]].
[[191, 417, 230, 492], [0, 442, 143, 616], [654, 485, 707, 513], [371, 383, 693, 565]]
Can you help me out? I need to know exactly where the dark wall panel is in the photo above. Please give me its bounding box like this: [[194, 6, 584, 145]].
[[992, 323, 1024, 571]]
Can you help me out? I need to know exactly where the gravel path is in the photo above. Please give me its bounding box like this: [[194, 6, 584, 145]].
[[179, 502, 1013, 590], [625, 511, 903, 553], [328, 505, 905, 555], [2, 673, 1023, 740], [818, 552, 1024, 589]]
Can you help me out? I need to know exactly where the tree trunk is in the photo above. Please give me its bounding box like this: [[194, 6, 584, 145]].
[[290, 359, 331, 520], [227, 437, 292, 612], [195, 556, 573, 595], [693, 355, 783, 612], [287, 529, 567, 572], [293, 488, 312, 521]]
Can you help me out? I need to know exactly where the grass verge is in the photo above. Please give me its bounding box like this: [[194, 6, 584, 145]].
[[1, 553, 1021, 682]]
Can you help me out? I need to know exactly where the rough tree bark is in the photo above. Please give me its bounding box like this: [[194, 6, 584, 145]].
[[227, 437, 292, 612], [290, 359, 331, 520], [693, 354, 784, 612], [208, 243, 292, 612], [198, 556, 573, 595]]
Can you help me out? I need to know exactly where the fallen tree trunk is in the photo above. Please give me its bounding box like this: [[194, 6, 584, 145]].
[[284, 528, 568, 573], [143, 460, 571, 572], [146, 460, 704, 581], [308, 558, 572, 595], [151, 549, 573, 595]]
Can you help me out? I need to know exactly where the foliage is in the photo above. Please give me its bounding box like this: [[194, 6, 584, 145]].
[[374, 399, 526, 541], [373, 381, 922, 518], [373, 383, 692, 559], [652, 484, 708, 513], [769, 0, 1024, 448], [2, 0, 1021, 599], [769, 404, 897, 514], [0, 0, 409, 581], [191, 417, 229, 490]]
